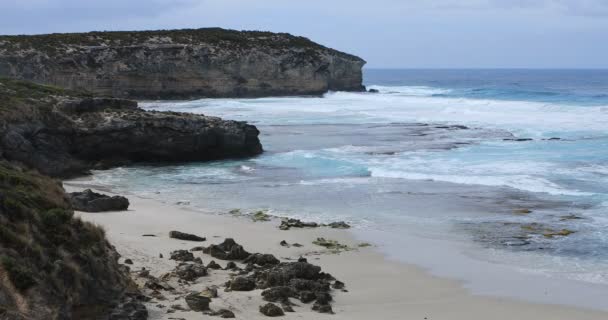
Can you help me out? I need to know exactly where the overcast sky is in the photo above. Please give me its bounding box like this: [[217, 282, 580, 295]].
[[1, 0, 607, 68]]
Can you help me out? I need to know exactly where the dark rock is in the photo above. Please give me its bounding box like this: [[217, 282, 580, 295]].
[[190, 246, 205, 251], [225, 262, 238, 270], [289, 279, 330, 293], [185, 293, 211, 312], [124, 259, 133, 265], [368, 88, 380, 93], [170, 250, 194, 262], [243, 253, 280, 266], [312, 302, 334, 314], [332, 280, 345, 290], [315, 292, 333, 304], [169, 231, 206, 242], [207, 260, 222, 269], [261, 286, 296, 303], [204, 238, 250, 260], [68, 189, 129, 212], [230, 276, 256, 291], [259, 303, 284, 317], [299, 291, 316, 303], [279, 218, 319, 230], [175, 263, 208, 281], [292, 243, 303, 248], [193, 257, 203, 265], [0, 80, 263, 178], [327, 221, 351, 229], [209, 309, 236, 318], [159, 253, 163, 258], [297, 257, 307, 263], [279, 240, 289, 247]]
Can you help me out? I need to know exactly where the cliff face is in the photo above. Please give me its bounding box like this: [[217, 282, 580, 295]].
[[0, 79, 263, 178], [0, 28, 366, 99]]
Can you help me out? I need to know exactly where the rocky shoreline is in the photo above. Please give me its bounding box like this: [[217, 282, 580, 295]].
[[0, 79, 263, 177]]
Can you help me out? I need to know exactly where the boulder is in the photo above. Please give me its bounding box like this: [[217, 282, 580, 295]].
[[68, 189, 129, 212], [259, 303, 284, 317], [207, 260, 222, 269], [185, 293, 211, 312], [261, 286, 296, 303], [279, 218, 318, 230], [327, 221, 351, 229], [209, 309, 235, 318], [230, 276, 256, 291], [243, 253, 280, 266], [170, 250, 194, 262], [204, 238, 250, 260], [169, 231, 206, 242], [176, 263, 208, 281]]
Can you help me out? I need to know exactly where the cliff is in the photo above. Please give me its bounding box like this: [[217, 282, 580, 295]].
[[0, 28, 366, 99], [0, 78, 263, 178]]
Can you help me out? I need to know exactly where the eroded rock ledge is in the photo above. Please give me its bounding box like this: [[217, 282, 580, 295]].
[[0, 28, 366, 99], [0, 79, 263, 177]]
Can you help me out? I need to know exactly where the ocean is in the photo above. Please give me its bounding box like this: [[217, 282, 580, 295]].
[[89, 69, 608, 309]]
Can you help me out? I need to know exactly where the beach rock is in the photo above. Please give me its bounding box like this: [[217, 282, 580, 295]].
[[281, 303, 295, 312], [207, 260, 222, 269], [243, 253, 280, 266], [225, 262, 238, 270], [68, 189, 130, 212], [314, 292, 333, 304], [312, 302, 334, 314], [261, 286, 296, 303], [368, 88, 380, 93], [193, 257, 203, 265], [332, 280, 345, 290], [185, 293, 211, 312], [209, 309, 236, 318], [259, 303, 284, 317], [204, 238, 251, 260], [191, 246, 205, 251], [170, 250, 194, 262], [299, 291, 316, 303], [280, 240, 289, 247], [144, 279, 173, 291], [175, 263, 208, 281], [169, 231, 206, 242], [279, 218, 319, 230], [0, 29, 365, 100], [327, 221, 351, 229], [230, 276, 256, 291]]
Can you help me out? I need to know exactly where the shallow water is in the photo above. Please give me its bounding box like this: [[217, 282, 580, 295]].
[[91, 69, 608, 310]]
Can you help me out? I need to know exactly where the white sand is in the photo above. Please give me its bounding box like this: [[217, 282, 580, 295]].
[[67, 183, 608, 320]]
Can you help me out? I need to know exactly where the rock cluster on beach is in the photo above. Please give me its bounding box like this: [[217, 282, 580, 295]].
[[0, 28, 366, 99], [133, 236, 345, 317], [0, 79, 263, 178]]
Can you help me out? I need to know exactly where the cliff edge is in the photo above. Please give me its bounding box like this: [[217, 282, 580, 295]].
[[0, 78, 263, 178], [0, 28, 366, 99]]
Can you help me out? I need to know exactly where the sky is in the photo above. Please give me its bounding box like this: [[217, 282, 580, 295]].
[[1, 0, 607, 68]]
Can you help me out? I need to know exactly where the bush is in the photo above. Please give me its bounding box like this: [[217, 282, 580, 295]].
[[0, 256, 37, 291]]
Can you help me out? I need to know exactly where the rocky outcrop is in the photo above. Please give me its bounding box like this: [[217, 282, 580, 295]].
[[0, 161, 142, 319], [68, 189, 130, 212], [0, 28, 366, 99], [0, 79, 263, 177]]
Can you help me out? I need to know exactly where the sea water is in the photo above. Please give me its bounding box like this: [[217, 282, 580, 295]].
[[90, 69, 608, 310]]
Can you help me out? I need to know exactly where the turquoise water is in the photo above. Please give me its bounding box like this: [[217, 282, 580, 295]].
[[90, 69, 608, 308]]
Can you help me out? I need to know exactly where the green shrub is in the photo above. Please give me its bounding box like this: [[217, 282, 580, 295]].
[[0, 256, 37, 291]]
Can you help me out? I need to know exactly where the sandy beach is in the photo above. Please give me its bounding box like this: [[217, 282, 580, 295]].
[[64, 182, 608, 320]]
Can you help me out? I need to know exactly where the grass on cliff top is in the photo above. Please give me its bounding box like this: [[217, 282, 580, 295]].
[[0, 78, 90, 112], [0, 28, 364, 61]]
